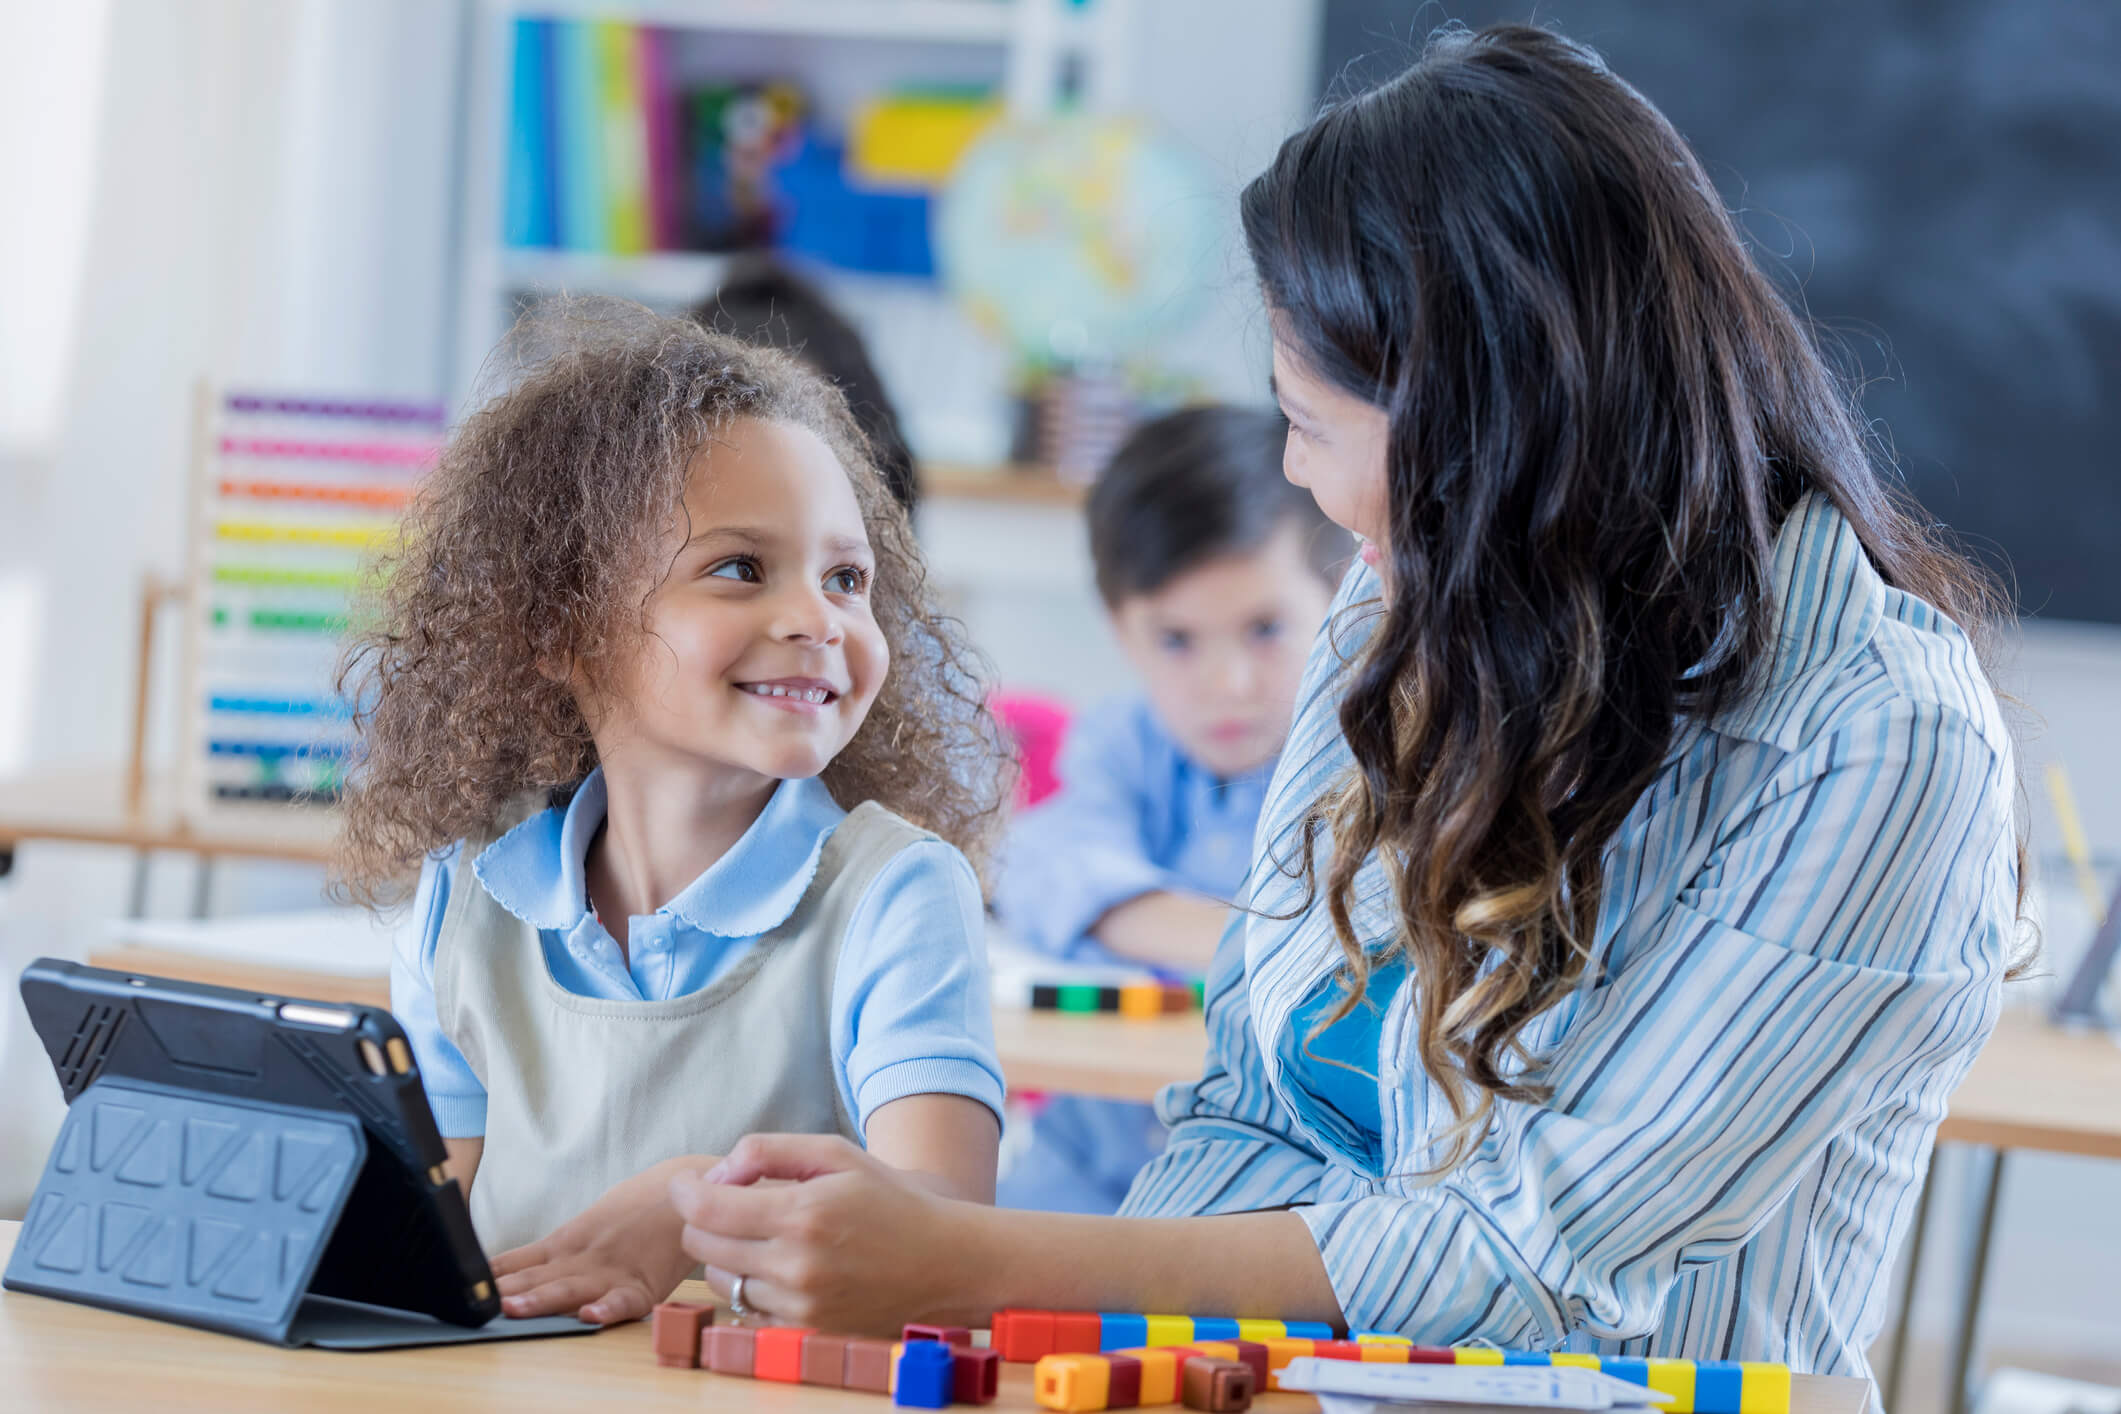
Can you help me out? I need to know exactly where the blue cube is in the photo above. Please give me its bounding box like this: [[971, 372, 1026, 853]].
[[1504, 1351, 1551, 1365], [1603, 1357, 1651, 1388], [893, 1341, 953, 1408], [1099, 1312, 1148, 1351], [1695, 1361, 1746, 1414], [1284, 1321, 1337, 1340], [1191, 1317, 1241, 1341]]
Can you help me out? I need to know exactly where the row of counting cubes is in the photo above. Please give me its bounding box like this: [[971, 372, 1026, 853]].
[[1015, 981, 1204, 1017], [1037, 1349, 1256, 1412], [992, 1311, 1792, 1414], [990, 1308, 1335, 1361], [652, 1304, 1000, 1408]]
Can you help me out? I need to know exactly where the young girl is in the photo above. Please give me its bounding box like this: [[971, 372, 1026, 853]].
[[334, 309, 1010, 1324], [619, 24, 2022, 1379]]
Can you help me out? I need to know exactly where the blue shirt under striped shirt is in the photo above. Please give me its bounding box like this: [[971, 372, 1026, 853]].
[[1118, 494, 2017, 1384]]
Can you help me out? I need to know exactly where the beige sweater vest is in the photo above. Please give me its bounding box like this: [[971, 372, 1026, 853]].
[[434, 798, 928, 1254]]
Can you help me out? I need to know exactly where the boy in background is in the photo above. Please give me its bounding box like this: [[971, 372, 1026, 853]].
[[993, 404, 1345, 1213]]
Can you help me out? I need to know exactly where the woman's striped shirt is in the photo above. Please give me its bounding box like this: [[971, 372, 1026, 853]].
[[1119, 494, 2018, 1384]]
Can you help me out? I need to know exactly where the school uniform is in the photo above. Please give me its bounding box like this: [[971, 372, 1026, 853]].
[[391, 769, 1005, 1253], [991, 697, 1268, 1213], [1120, 494, 2018, 1380]]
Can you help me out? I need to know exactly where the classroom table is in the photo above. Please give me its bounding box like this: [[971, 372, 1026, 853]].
[[0, 1221, 1869, 1414], [1882, 1008, 2121, 1414]]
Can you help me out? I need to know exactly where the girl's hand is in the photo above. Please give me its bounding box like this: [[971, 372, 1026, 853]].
[[492, 1156, 708, 1324], [669, 1133, 985, 1334]]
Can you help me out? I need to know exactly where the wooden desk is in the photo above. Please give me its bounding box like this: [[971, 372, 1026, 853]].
[[1884, 1009, 2121, 1414], [0, 1222, 1867, 1414]]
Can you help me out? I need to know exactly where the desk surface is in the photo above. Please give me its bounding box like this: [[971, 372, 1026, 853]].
[[0, 1223, 1867, 1414], [1933, 1007, 2121, 1158], [0, 765, 337, 863]]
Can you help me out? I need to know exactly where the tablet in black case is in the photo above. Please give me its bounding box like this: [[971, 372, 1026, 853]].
[[3, 958, 596, 1349]]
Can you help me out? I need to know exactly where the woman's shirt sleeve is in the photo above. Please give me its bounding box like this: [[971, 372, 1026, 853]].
[[1116, 905, 1333, 1218], [833, 840, 1008, 1134], [388, 843, 490, 1138], [992, 701, 1197, 959], [1290, 695, 2015, 1345]]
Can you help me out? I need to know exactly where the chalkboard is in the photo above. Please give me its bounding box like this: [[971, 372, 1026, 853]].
[[1317, 2, 2121, 623]]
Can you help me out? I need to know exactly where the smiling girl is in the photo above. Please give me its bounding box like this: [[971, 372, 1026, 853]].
[[334, 309, 1011, 1324]]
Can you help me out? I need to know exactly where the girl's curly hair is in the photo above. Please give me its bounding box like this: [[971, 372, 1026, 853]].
[[333, 301, 1012, 909]]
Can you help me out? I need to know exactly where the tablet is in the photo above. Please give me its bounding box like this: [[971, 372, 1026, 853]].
[[12, 958, 500, 1334]]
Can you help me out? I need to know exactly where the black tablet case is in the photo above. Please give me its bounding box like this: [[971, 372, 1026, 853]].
[[3, 959, 596, 1349]]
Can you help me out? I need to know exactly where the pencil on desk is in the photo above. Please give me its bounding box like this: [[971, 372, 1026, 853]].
[[2045, 762, 2107, 926]]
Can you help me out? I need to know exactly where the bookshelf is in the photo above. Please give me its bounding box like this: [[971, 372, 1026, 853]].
[[449, 0, 1140, 466]]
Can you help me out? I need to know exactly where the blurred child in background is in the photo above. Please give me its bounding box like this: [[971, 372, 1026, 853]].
[[992, 405, 1346, 1213], [693, 256, 919, 514]]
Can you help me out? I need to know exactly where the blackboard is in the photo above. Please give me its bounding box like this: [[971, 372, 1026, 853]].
[[1317, 2, 2121, 623]]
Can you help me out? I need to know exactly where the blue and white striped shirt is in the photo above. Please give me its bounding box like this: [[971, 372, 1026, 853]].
[[1118, 495, 2017, 1382]]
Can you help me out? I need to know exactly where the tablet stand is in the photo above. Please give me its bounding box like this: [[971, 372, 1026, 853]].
[[2049, 879, 2121, 1030], [3, 1078, 589, 1349]]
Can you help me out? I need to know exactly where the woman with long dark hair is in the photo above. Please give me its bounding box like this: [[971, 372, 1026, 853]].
[[505, 25, 2021, 1378]]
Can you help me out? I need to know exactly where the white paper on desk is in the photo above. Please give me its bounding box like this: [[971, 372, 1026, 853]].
[[1279, 1359, 1678, 1410]]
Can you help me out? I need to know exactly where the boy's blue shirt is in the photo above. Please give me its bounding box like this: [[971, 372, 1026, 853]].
[[992, 696, 1271, 961], [390, 768, 1006, 1140], [991, 695, 1271, 1213]]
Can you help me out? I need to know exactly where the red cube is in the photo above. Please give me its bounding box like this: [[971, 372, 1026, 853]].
[[1053, 1310, 1105, 1354], [992, 1308, 1057, 1362], [1313, 1340, 1366, 1362], [905, 1322, 974, 1347], [843, 1338, 895, 1393], [754, 1326, 815, 1383], [952, 1345, 1001, 1404], [800, 1332, 850, 1386], [1106, 1352, 1143, 1409]]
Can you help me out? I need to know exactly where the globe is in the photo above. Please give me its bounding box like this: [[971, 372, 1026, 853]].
[[934, 115, 1223, 367]]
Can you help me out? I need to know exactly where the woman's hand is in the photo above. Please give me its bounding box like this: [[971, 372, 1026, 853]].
[[669, 1133, 984, 1334], [492, 1155, 709, 1324]]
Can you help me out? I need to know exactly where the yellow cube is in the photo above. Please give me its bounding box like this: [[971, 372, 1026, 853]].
[[1356, 1333, 1414, 1345], [1361, 1342, 1412, 1363], [1141, 1314, 1193, 1348], [1740, 1362, 1792, 1414], [1235, 1319, 1286, 1342], [1454, 1347, 1505, 1365], [1035, 1353, 1111, 1413], [1646, 1358, 1697, 1414], [1116, 1347, 1179, 1405], [1551, 1353, 1603, 1370]]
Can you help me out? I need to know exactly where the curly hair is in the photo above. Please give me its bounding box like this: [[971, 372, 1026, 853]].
[[1244, 26, 2024, 1172], [333, 301, 1012, 909]]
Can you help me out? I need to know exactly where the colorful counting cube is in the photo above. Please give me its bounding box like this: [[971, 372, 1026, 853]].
[[1181, 1356, 1256, 1413], [1188, 1340, 1269, 1389], [1142, 1315, 1193, 1347], [1055, 1311, 1105, 1354], [845, 1338, 896, 1393], [802, 1333, 851, 1386], [1114, 1347, 1180, 1404], [705, 1324, 755, 1376], [1189, 1318, 1240, 1341], [954, 1346, 1002, 1405], [894, 1340, 954, 1408], [1037, 1353, 1112, 1411], [1100, 1313, 1149, 1350], [1259, 1338, 1316, 1389], [905, 1322, 973, 1347], [1739, 1361, 1792, 1414], [651, 1301, 711, 1367], [995, 1308, 1059, 1361], [755, 1326, 815, 1383]]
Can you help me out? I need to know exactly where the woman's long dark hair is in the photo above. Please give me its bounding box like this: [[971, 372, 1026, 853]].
[[1246, 24, 2019, 1169]]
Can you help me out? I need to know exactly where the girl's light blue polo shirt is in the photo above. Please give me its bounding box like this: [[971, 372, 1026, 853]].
[[389, 769, 1006, 1140]]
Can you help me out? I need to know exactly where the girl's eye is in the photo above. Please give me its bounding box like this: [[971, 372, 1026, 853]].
[[706, 557, 761, 583], [825, 565, 871, 595], [1249, 618, 1283, 642], [1160, 629, 1192, 654]]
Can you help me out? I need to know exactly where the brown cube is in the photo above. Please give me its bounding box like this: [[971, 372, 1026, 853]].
[[952, 1344, 1001, 1404], [843, 1338, 896, 1394], [705, 1324, 756, 1377], [651, 1301, 711, 1368], [800, 1333, 850, 1387], [1183, 1356, 1256, 1412], [903, 1322, 974, 1347]]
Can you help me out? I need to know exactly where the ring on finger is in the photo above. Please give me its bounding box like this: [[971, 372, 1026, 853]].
[[729, 1272, 753, 1318]]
